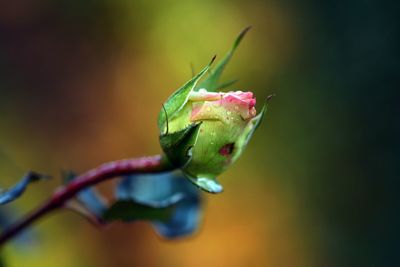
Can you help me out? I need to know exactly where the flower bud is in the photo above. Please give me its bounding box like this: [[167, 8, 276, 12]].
[[158, 28, 269, 193], [159, 85, 266, 193]]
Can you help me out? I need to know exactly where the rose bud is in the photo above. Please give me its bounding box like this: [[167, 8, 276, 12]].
[[158, 28, 270, 193]]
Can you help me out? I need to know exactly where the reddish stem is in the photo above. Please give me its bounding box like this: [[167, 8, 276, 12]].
[[0, 155, 174, 247]]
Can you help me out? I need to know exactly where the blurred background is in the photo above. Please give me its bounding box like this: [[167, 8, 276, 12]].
[[0, 0, 399, 266]]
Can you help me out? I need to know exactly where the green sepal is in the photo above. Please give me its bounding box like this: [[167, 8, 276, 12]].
[[232, 100, 268, 163], [186, 175, 223, 194], [158, 56, 216, 134], [160, 122, 202, 168], [197, 26, 251, 92], [102, 200, 174, 222]]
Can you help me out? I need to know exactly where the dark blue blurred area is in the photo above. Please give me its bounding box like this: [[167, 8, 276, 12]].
[[0, 206, 36, 248], [277, 1, 400, 266], [0, 172, 46, 205], [63, 171, 107, 220], [116, 172, 202, 239]]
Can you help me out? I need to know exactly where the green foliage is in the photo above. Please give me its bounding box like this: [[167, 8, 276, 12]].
[[159, 122, 202, 168]]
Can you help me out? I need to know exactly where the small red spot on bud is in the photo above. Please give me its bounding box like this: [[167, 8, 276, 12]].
[[219, 143, 235, 156]]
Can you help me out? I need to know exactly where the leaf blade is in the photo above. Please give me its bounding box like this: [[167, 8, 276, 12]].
[[158, 56, 216, 134], [0, 172, 48, 205], [232, 97, 272, 163]]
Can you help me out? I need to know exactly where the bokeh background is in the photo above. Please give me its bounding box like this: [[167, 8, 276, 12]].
[[0, 0, 399, 266]]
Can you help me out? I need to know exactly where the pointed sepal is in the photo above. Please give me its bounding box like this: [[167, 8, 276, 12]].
[[160, 122, 202, 168], [231, 98, 270, 163], [158, 56, 216, 134], [197, 26, 251, 92]]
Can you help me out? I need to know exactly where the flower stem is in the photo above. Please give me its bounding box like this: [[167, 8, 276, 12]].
[[0, 155, 174, 247]]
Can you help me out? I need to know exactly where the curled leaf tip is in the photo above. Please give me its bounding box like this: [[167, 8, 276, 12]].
[[266, 93, 276, 102], [240, 25, 252, 37], [210, 55, 217, 64], [234, 26, 252, 49], [0, 171, 49, 205]]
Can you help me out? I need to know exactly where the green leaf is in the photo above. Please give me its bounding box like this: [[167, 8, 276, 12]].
[[102, 200, 175, 222], [0, 172, 49, 205], [160, 122, 202, 168], [197, 26, 251, 92], [158, 56, 216, 134]]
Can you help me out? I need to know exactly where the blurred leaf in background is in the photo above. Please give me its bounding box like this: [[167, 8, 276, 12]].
[[0, 172, 48, 205], [0, 206, 37, 249], [64, 171, 202, 239], [108, 172, 202, 239]]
